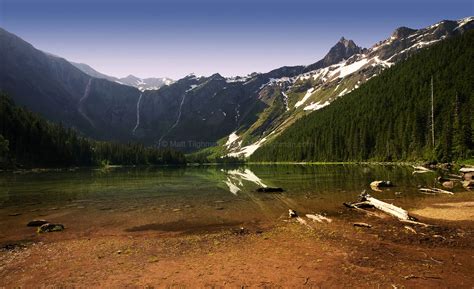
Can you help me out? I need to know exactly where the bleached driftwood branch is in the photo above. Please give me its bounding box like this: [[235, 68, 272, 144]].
[[419, 187, 454, 195]]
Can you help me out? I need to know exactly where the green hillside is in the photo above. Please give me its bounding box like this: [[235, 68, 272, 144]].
[[0, 93, 185, 168], [251, 31, 474, 163]]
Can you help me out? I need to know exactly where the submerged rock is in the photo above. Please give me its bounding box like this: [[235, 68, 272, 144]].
[[256, 187, 284, 193], [37, 223, 64, 233], [27, 220, 49, 227]]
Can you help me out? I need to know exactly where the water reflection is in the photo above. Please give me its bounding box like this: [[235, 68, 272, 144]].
[[0, 164, 460, 240], [223, 168, 268, 195], [0, 164, 445, 212]]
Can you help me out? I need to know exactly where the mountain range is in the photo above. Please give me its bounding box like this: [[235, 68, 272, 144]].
[[70, 62, 173, 91], [0, 16, 473, 156], [251, 29, 474, 162]]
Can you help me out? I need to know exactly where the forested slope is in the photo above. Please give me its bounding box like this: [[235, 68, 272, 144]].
[[0, 93, 185, 168], [251, 31, 474, 162]]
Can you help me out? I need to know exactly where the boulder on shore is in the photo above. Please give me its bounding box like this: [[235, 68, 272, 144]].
[[37, 223, 64, 233]]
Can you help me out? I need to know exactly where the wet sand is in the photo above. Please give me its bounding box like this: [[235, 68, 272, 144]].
[[1, 195, 473, 288]]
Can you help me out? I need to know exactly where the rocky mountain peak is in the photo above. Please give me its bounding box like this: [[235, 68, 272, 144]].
[[391, 26, 417, 39], [325, 37, 363, 63], [303, 37, 363, 72], [338, 37, 355, 47]]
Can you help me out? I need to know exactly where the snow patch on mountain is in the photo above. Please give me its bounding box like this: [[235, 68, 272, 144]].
[[186, 84, 198, 92], [294, 88, 315, 108], [282, 91, 290, 111], [225, 131, 240, 149], [304, 100, 330, 111], [228, 137, 267, 158]]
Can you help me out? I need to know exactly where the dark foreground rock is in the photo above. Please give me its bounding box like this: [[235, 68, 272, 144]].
[[37, 223, 65, 233], [256, 187, 284, 193]]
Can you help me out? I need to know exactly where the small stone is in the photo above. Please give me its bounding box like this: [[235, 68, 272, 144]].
[[234, 227, 249, 235], [8, 212, 22, 216], [215, 207, 224, 210], [289, 209, 298, 218]]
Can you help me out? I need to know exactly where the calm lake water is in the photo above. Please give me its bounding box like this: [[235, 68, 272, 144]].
[[0, 164, 454, 242]]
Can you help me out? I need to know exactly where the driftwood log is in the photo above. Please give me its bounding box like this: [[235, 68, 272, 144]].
[[359, 191, 410, 220], [419, 187, 454, 195]]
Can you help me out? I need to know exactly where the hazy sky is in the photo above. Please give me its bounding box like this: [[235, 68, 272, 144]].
[[1, 0, 472, 79]]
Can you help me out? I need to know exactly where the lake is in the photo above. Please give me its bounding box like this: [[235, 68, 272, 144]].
[[0, 164, 448, 242]]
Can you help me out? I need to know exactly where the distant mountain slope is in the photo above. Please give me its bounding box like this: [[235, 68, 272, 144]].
[[71, 62, 174, 91], [0, 27, 141, 141], [250, 30, 474, 162], [70, 62, 119, 82]]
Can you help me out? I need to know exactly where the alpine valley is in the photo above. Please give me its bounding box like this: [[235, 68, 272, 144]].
[[1, 17, 473, 161]]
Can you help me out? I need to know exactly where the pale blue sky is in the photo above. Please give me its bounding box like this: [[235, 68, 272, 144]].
[[1, 0, 472, 79]]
